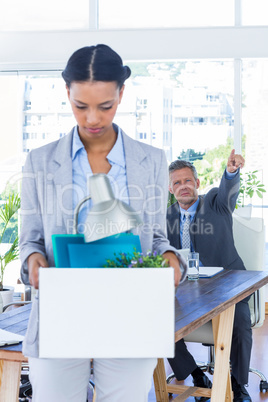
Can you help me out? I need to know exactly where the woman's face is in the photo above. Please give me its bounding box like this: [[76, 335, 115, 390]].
[[67, 80, 124, 141]]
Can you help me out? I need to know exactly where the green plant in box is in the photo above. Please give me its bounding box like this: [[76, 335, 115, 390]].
[[104, 249, 169, 268]]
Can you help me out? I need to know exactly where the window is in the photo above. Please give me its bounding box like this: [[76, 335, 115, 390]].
[[242, 59, 268, 219], [0, 73, 75, 196], [99, 0, 234, 29], [0, 0, 89, 31], [242, 0, 268, 25], [138, 132, 147, 140], [0, 60, 234, 190]]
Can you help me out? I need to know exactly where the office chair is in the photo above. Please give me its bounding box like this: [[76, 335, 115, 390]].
[[167, 215, 268, 393]]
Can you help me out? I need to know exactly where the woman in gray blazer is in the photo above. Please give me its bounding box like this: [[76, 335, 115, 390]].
[[20, 44, 185, 402]]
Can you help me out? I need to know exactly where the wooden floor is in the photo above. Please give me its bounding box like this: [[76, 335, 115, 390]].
[[87, 315, 268, 401]]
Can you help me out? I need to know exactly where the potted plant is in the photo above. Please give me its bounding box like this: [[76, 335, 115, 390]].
[[104, 249, 169, 268], [0, 193, 21, 305], [235, 170, 266, 218]]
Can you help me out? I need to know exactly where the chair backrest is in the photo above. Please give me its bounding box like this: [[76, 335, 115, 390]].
[[184, 214, 266, 343], [232, 214, 266, 327], [232, 215, 265, 271]]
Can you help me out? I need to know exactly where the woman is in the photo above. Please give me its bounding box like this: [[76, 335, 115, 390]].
[[20, 44, 185, 402]]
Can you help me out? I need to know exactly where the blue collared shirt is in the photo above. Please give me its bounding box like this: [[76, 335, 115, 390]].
[[72, 126, 129, 230]]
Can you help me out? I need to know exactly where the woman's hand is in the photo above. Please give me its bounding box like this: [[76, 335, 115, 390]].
[[162, 251, 182, 287], [27, 253, 49, 289]]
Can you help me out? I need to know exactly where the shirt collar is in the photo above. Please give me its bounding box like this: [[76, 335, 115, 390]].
[[179, 197, 200, 217], [72, 126, 84, 160], [71, 125, 125, 168], [107, 127, 125, 168]]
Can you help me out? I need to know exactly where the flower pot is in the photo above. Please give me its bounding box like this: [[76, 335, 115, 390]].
[[0, 286, 15, 307]]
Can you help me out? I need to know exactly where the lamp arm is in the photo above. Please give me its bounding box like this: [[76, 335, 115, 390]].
[[73, 195, 92, 234]]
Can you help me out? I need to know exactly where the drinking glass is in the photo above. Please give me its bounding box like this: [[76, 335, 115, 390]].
[[187, 252, 199, 280]]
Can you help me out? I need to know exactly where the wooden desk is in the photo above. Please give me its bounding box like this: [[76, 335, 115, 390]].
[[153, 269, 268, 402], [1, 271, 268, 402], [0, 303, 31, 401]]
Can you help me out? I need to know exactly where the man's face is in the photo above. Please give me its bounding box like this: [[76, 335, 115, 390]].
[[169, 167, 200, 209]]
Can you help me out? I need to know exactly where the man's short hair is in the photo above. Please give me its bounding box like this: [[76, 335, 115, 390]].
[[169, 160, 198, 181]]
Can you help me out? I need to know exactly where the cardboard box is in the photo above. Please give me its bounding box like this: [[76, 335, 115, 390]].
[[39, 268, 175, 358]]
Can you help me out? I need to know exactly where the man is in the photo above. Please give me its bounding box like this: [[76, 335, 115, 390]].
[[167, 150, 252, 402]]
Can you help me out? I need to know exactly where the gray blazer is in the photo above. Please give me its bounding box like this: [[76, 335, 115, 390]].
[[20, 126, 186, 357]]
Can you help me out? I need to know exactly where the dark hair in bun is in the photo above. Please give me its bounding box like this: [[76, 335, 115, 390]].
[[62, 44, 131, 89]]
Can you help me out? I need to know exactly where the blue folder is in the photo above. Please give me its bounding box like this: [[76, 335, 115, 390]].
[[52, 234, 85, 268], [52, 233, 141, 268]]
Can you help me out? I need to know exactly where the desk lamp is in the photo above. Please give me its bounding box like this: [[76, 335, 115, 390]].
[[74, 173, 142, 242]]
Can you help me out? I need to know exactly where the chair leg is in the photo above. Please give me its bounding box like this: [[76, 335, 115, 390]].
[[89, 359, 96, 402], [206, 345, 215, 374], [166, 345, 268, 395], [196, 344, 215, 374], [248, 367, 268, 392], [89, 380, 96, 402], [198, 346, 268, 393], [166, 345, 216, 386], [166, 372, 176, 384], [259, 380, 268, 393]]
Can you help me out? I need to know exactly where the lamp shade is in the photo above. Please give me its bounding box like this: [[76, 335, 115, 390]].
[[74, 174, 142, 242]]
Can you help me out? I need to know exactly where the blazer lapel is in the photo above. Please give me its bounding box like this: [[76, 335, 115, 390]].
[[121, 131, 149, 215], [171, 203, 182, 249], [189, 195, 205, 251], [52, 130, 74, 233]]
